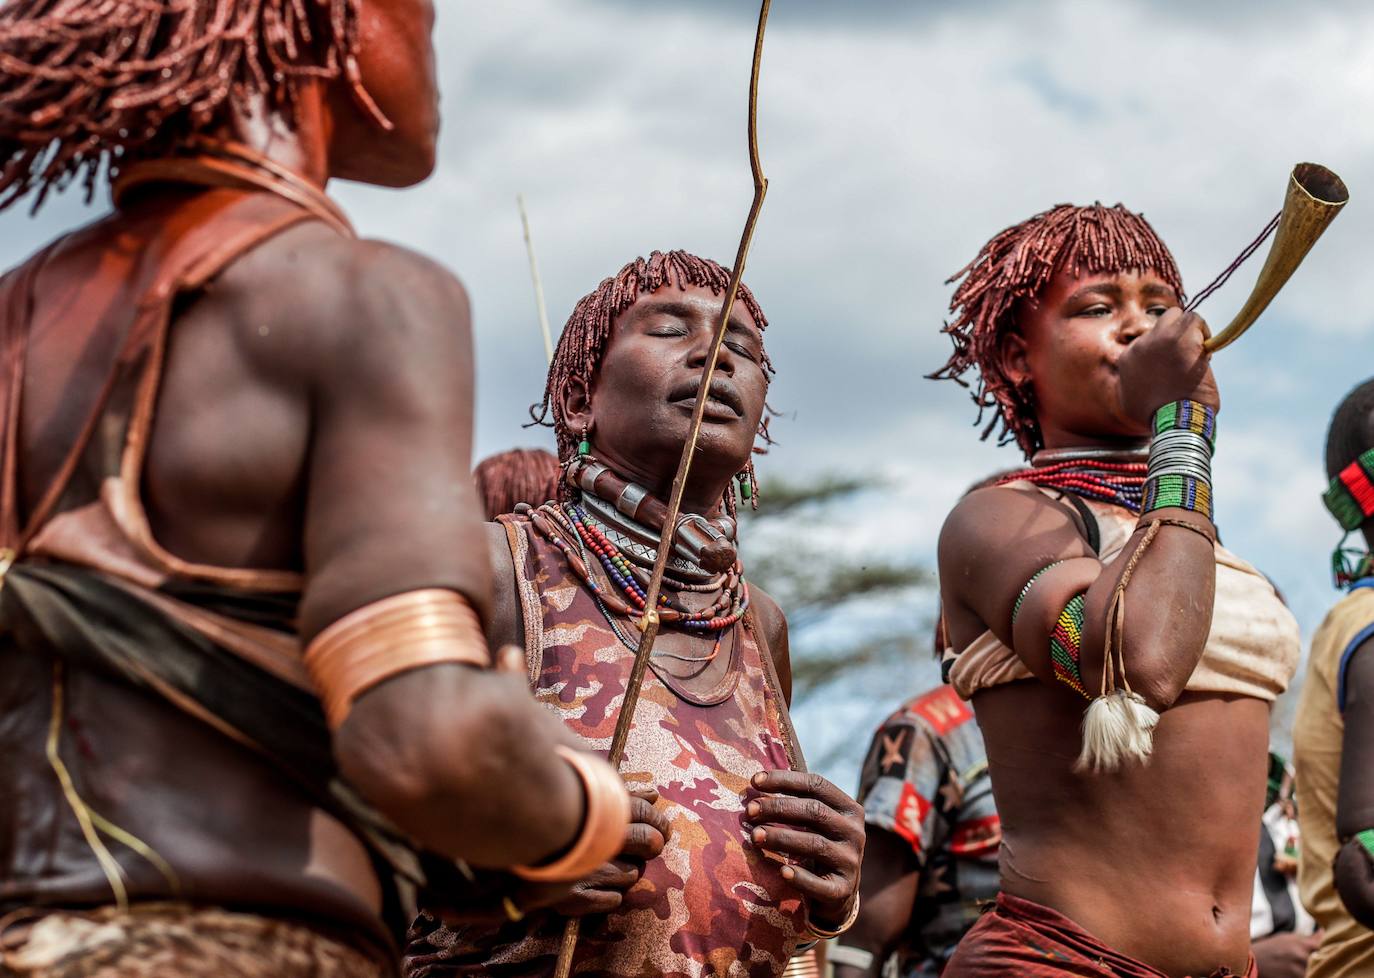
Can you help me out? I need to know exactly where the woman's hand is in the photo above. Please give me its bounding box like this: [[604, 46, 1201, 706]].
[[1250, 930, 1322, 978], [747, 771, 865, 928], [1117, 307, 1219, 422], [541, 788, 670, 917]]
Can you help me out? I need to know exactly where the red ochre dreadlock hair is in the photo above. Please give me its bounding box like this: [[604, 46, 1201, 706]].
[[0, 0, 366, 211], [931, 203, 1185, 457], [474, 448, 561, 521], [531, 249, 775, 468]]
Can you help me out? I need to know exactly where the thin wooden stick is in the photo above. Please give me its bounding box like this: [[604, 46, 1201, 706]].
[[517, 193, 555, 365], [552, 3, 772, 973]]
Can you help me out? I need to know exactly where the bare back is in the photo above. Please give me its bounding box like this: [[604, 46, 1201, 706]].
[[3, 186, 489, 938]]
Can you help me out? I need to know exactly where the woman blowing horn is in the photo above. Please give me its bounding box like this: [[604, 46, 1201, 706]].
[[931, 204, 1300, 978]]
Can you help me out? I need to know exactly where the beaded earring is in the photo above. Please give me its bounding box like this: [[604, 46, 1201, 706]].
[[578, 422, 592, 457], [736, 471, 752, 501]]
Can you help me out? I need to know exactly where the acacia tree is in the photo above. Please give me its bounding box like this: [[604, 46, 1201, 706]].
[[740, 474, 938, 773]]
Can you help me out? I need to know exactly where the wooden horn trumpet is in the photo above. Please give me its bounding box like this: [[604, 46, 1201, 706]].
[[1204, 162, 1349, 353]]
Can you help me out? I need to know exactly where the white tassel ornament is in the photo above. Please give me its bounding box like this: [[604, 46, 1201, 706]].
[[1074, 688, 1159, 774]]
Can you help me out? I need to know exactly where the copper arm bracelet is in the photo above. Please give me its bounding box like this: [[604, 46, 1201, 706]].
[[512, 746, 631, 883], [304, 588, 492, 730]]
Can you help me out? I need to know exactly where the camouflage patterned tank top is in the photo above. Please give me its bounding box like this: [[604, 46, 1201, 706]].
[[406, 506, 807, 977]]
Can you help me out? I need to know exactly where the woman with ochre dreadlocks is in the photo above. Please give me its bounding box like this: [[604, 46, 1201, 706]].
[[931, 205, 1300, 977], [0, 2, 626, 976], [406, 251, 865, 978]]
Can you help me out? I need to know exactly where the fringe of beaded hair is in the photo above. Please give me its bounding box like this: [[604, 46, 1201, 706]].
[[929, 203, 1185, 457], [474, 448, 562, 521], [532, 249, 776, 495], [0, 0, 367, 212]]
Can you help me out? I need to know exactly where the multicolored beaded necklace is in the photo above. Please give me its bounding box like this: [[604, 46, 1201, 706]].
[[996, 447, 1149, 514], [566, 504, 747, 632], [529, 497, 748, 664]]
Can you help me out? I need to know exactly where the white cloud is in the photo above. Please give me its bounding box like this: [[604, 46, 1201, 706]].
[[2, 0, 1370, 780]]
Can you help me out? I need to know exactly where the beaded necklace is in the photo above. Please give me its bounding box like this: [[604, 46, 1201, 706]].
[[997, 450, 1148, 514], [528, 500, 748, 665], [564, 511, 727, 666], [565, 504, 747, 632]]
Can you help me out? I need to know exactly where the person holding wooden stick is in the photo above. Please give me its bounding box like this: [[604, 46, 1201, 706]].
[[406, 250, 865, 977]]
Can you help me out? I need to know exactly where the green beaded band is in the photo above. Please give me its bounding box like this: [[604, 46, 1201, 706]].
[[1356, 829, 1374, 864], [1143, 473, 1214, 520], [1050, 593, 1090, 700], [1325, 447, 1374, 532], [1145, 400, 1216, 521], [1153, 399, 1217, 447], [1012, 561, 1063, 624]]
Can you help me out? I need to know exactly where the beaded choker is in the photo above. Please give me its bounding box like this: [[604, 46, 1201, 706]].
[[1324, 448, 1374, 588], [998, 454, 1148, 514], [528, 500, 748, 664]]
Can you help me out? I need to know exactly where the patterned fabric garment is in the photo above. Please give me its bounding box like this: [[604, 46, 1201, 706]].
[[853, 687, 1000, 977], [943, 894, 1257, 978], [405, 508, 807, 978], [0, 904, 390, 978]]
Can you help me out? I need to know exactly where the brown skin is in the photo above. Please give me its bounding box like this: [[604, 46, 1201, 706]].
[[939, 270, 1265, 978], [1251, 931, 1322, 978], [1333, 529, 1374, 929], [484, 283, 864, 926], [830, 829, 919, 977], [22, 0, 590, 913]]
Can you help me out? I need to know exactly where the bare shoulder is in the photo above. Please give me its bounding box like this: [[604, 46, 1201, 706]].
[[937, 484, 1079, 580], [748, 584, 790, 684], [212, 226, 471, 382], [750, 585, 788, 645]]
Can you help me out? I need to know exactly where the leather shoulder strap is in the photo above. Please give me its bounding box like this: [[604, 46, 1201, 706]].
[[0, 241, 61, 550]]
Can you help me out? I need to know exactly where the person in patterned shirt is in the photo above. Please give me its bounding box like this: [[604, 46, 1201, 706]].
[[831, 679, 1000, 978]]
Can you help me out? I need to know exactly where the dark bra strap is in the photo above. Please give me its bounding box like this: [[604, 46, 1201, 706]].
[[1057, 491, 1102, 555]]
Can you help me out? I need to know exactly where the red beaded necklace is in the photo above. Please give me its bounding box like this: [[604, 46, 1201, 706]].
[[996, 459, 1146, 513]]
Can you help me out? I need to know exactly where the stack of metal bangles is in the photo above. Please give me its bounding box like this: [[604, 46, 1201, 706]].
[[1143, 400, 1217, 519]]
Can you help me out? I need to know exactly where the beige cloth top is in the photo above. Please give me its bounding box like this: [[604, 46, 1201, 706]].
[[945, 486, 1300, 703], [1294, 585, 1374, 978]]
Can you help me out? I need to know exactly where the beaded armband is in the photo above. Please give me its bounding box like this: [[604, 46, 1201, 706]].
[[1012, 561, 1062, 623], [1356, 829, 1374, 865], [1050, 594, 1090, 700], [1153, 399, 1217, 446], [1143, 400, 1216, 520], [1011, 564, 1090, 700]]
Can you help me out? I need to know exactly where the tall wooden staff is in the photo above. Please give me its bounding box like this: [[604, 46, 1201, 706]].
[[517, 193, 556, 365], [552, 2, 773, 973]]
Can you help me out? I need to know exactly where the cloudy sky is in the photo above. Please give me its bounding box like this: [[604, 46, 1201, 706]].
[[4, 0, 1373, 782]]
